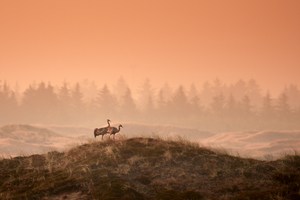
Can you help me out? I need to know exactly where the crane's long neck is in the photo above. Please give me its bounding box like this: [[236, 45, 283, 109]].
[[107, 120, 111, 127], [118, 125, 122, 132]]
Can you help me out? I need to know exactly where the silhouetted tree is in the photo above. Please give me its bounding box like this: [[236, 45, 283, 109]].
[[0, 82, 18, 124], [119, 87, 138, 119], [70, 83, 85, 123], [210, 93, 226, 116], [58, 82, 71, 104], [138, 79, 155, 120], [239, 95, 252, 117], [225, 93, 238, 118], [276, 93, 290, 118], [188, 84, 203, 116], [95, 84, 118, 119], [283, 85, 300, 110], [114, 76, 130, 105], [170, 85, 191, 119], [200, 81, 214, 107], [21, 82, 58, 123], [156, 88, 167, 110], [231, 79, 247, 101], [80, 79, 98, 104], [260, 92, 274, 120], [57, 82, 72, 123], [21, 84, 35, 122], [156, 84, 172, 121], [212, 78, 225, 95], [247, 79, 262, 110], [156, 83, 172, 109], [71, 83, 84, 106]]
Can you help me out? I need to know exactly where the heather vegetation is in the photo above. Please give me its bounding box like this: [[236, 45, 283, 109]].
[[1, 78, 300, 130], [0, 137, 299, 200]]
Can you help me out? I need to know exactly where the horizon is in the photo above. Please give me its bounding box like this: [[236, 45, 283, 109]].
[[1, 77, 298, 101]]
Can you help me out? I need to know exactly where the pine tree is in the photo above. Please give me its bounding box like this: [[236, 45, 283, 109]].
[[171, 85, 190, 116], [20, 82, 59, 123], [210, 93, 225, 116], [114, 76, 129, 106], [71, 83, 85, 123], [247, 79, 262, 110], [261, 92, 274, 119], [119, 87, 138, 120], [95, 85, 118, 119], [240, 95, 252, 117], [200, 81, 213, 107], [0, 82, 18, 124], [225, 93, 238, 118], [276, 93, 290, 118], [57, 82, 72, 123], [284, 85, 300, 110], [188, 84, 201, 109], [139, 79, 155, 113]]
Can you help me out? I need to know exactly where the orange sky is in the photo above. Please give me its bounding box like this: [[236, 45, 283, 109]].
[[1, 0, 300, 94]]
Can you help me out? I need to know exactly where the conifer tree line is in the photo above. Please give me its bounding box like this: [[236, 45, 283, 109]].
[[1, 78, 300, 131]]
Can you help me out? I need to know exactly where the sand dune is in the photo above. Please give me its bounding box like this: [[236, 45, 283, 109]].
[[0, 124, 80, 157], [203, 130, 300, 159]]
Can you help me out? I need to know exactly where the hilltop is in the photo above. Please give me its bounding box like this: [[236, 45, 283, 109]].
[[0, 137, 299, 200]]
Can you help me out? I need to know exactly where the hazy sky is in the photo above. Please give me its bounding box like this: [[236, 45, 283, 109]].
[[1, 0, 300, 93]]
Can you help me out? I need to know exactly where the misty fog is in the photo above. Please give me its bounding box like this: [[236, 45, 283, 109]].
[[1, 78, 300, 158], [1, 78, 300, 131]]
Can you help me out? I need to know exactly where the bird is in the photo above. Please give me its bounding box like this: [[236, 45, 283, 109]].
[[108, 124, 123, 139], [94, 119, 111, 139]]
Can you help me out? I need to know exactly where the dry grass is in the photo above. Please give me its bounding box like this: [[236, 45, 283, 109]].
[[0, 137, 299, 200]]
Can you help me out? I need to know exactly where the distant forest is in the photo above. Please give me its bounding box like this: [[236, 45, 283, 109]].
[[1, 78, 300, 131]]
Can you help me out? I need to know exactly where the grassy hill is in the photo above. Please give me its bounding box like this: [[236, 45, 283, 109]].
[[0, 137, 299, 200]]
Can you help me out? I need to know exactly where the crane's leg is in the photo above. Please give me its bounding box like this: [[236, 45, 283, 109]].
[[94, 128, 97, 138]]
